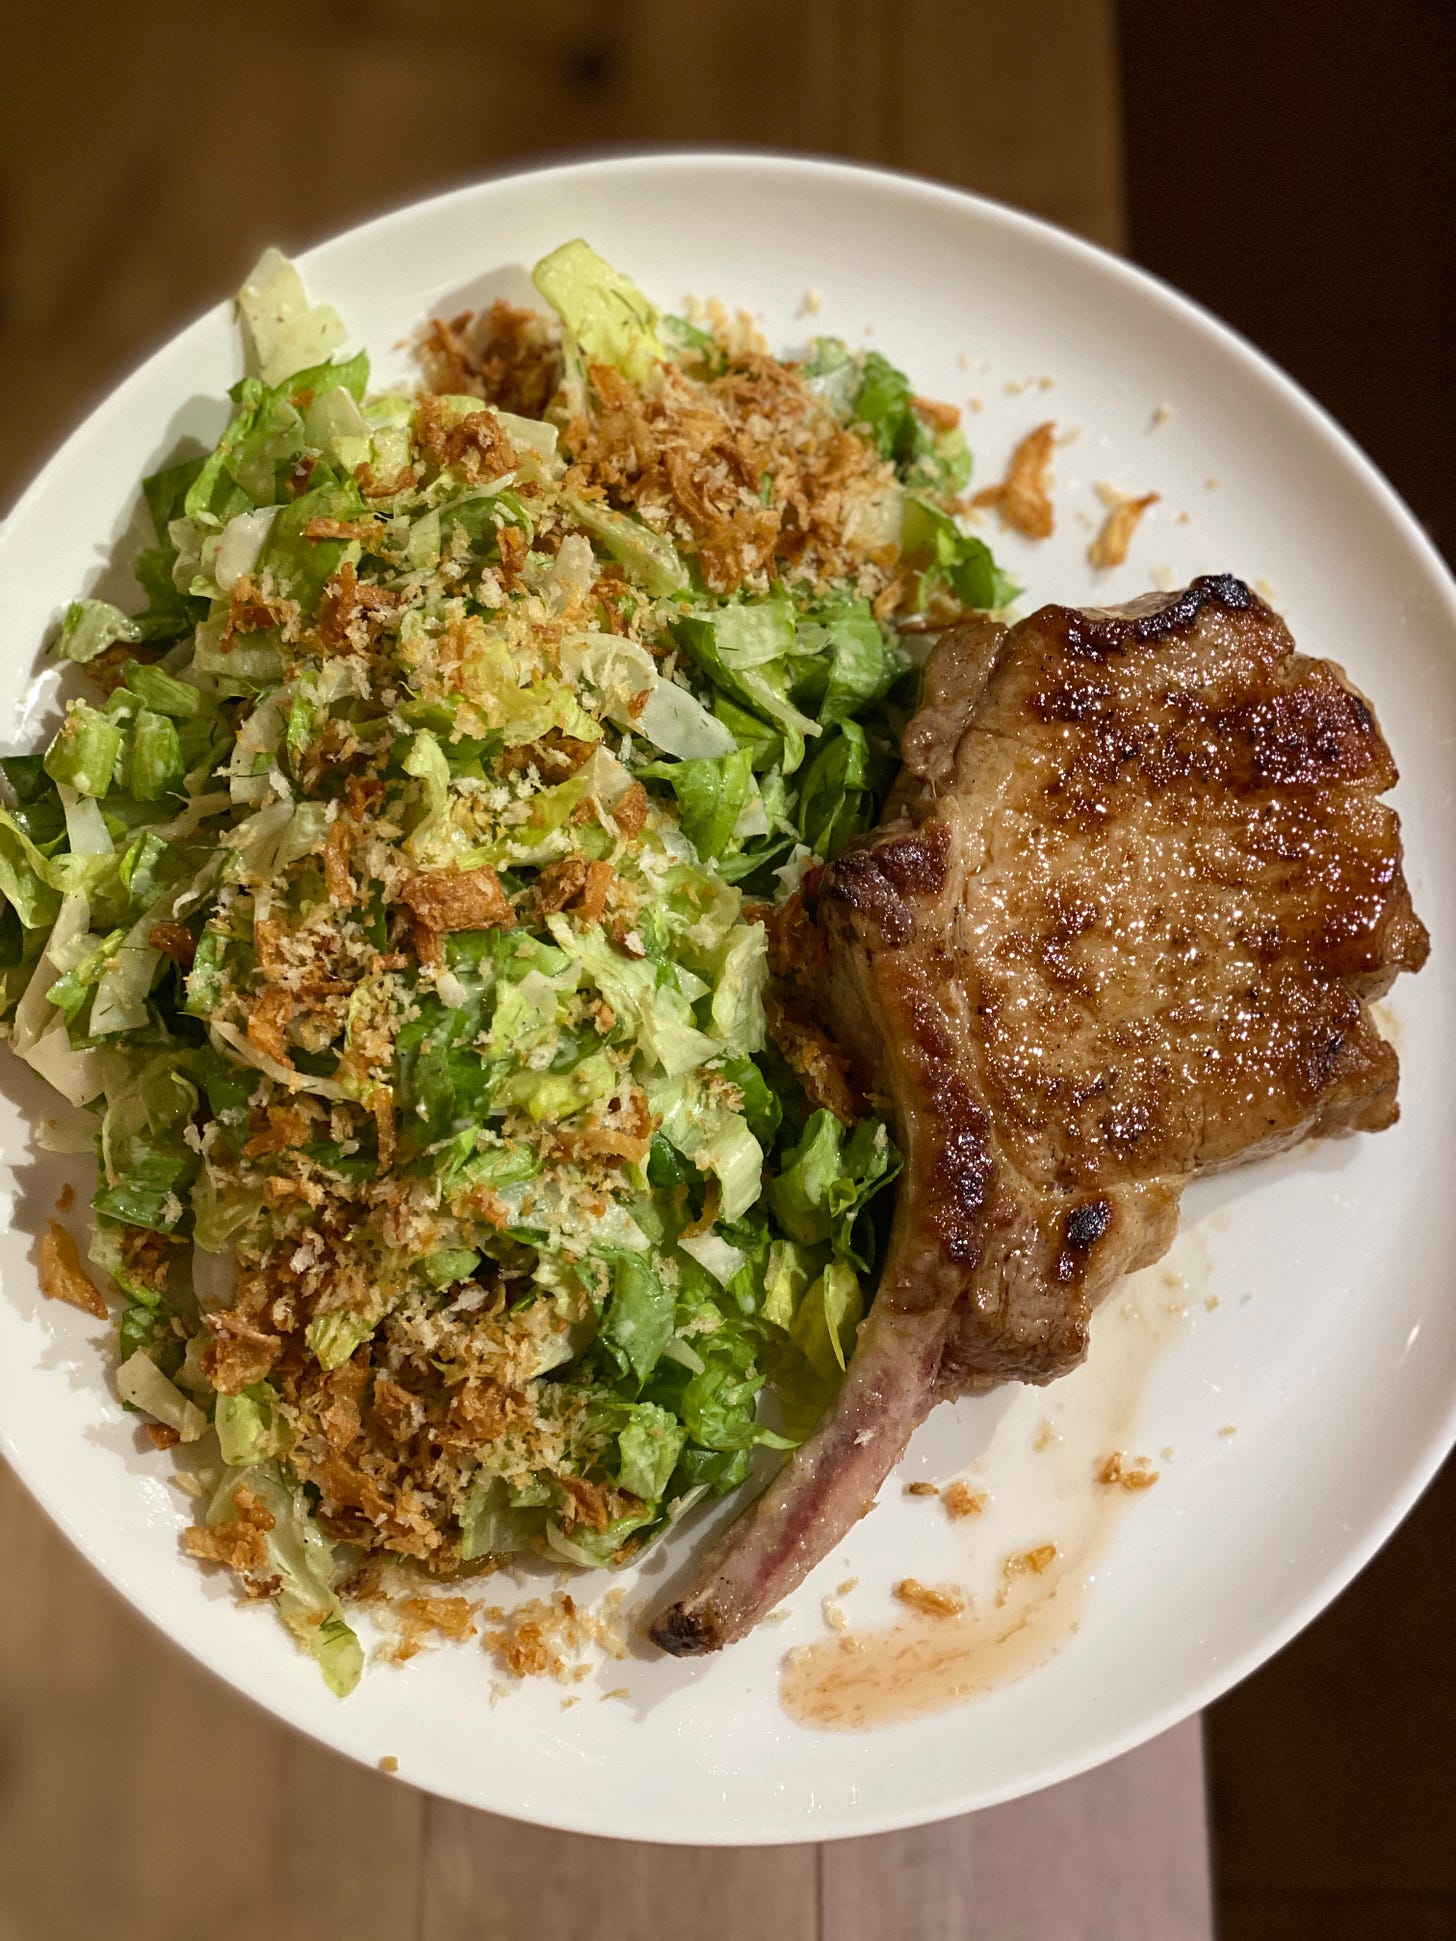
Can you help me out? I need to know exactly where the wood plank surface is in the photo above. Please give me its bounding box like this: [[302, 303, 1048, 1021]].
[[0, 1462, 425, 1941], [0, 7, 1210, 1939], [821, 1721, 1212, 1941]]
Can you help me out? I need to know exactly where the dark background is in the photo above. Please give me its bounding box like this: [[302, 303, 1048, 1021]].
[[1123, 5, 1455, 1934], [0, 2, 1451, 1935]]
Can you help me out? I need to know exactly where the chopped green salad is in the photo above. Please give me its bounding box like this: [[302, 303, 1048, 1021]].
[[7, 242, 1014, 1691]]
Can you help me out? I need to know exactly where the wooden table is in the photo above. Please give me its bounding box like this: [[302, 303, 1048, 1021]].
[[0, 5, 1214, 1934]]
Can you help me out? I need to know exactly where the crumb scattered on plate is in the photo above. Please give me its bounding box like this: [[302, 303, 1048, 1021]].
[[1088, 484, 1159, 570], [1097, 1452, 1160, 1491], [1004, 1544, 1057, 1580], [943, 1481, 987, 1519], [437, 1587, 632, 1686], [893, 1578, 967, 1619], [972, 422, 1057, 538], [378, 1754, 399, 1774]]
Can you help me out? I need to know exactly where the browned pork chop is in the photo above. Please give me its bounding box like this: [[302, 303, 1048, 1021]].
[[652, 575, 1428, 1655]]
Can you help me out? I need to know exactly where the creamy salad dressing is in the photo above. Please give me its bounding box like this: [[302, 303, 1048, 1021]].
[[779, 1234, 1203, 1730]]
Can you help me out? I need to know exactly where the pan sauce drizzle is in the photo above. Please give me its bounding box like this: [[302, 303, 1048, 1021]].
[[779, 1239, 1203, 1731]]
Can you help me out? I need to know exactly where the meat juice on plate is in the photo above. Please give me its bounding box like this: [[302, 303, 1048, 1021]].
[[778, 1230, 1206, 1730]]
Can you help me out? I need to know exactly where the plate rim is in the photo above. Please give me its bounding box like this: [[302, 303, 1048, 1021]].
[[1, 146, 1453, 1845]]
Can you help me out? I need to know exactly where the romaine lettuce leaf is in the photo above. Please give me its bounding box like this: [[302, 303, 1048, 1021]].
[[532, 239, 665, 385]]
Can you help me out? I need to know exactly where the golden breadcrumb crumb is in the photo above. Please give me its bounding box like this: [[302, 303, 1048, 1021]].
[[943, 1481, 987, 1519], [1096, 1452, 1160, 1491], [1003, 1544, 1058, 1583], [892, 1578, 967, 1619]]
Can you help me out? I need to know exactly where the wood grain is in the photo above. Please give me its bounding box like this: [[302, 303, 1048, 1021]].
[[419, 1813, 817, 1941], [0, 1462, 425, 1941], [0, 0, 1124, 509], [822, 1721, 1212, 1941], [0, 7, 1208, 1939]]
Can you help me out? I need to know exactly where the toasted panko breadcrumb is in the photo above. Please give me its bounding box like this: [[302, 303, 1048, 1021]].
[[388, 1595, 479, 1661], [200, 1305, 282, 1393], [496, 731, 597, 781], [399, 866, 515, 937], [420, 301, 563, 421], [478, 1587, 631, 1683], [565, 356, 899, 599], [551, 1086, 656, 1165], [972, 421, 1057, 539], [40, 1222, 107, 1319], [221, 573, 301, 653], [765, 997, 858, 1127], [314, 560, 402, 655], [1003, 1543, 1058, 1583], [182, 1485, 280, 1599], [246, 986, 295, 1068], [148, 921, 197, 968], [1088, 487, 1159, 569], [412, 393, 520, 485], [943, 1480, 987, 1518], [1097, 1451, 1160, 1490], [86, 638, 162, 696], [892, 1578, 967, 1619]]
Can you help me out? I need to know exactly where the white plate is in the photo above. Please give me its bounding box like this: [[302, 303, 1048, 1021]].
[[0, 153, 1452, 1845]]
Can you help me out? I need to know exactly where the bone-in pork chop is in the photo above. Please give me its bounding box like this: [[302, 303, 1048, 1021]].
[[652, 576, 1428, 1654]]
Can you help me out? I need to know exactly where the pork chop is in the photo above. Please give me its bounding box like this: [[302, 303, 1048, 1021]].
[[651, 575, 1428, 1655]]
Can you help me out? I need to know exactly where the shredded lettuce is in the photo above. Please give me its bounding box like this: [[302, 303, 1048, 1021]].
[[54, 598, 141, 664], [212, 1465, 363, 1695], [4, 239, 1008, 1695], [533, 239, 666, 385], [238, 248, 348, 390]]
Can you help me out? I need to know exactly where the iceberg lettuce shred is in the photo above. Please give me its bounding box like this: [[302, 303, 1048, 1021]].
[[3, 241, 1015, 1692]]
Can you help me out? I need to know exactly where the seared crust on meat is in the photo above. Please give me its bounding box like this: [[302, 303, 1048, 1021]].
[[651, 576, 1427, 1653]]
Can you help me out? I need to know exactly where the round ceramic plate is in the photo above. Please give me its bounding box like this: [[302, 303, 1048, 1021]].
[[0, 154, 1452, 1845]]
